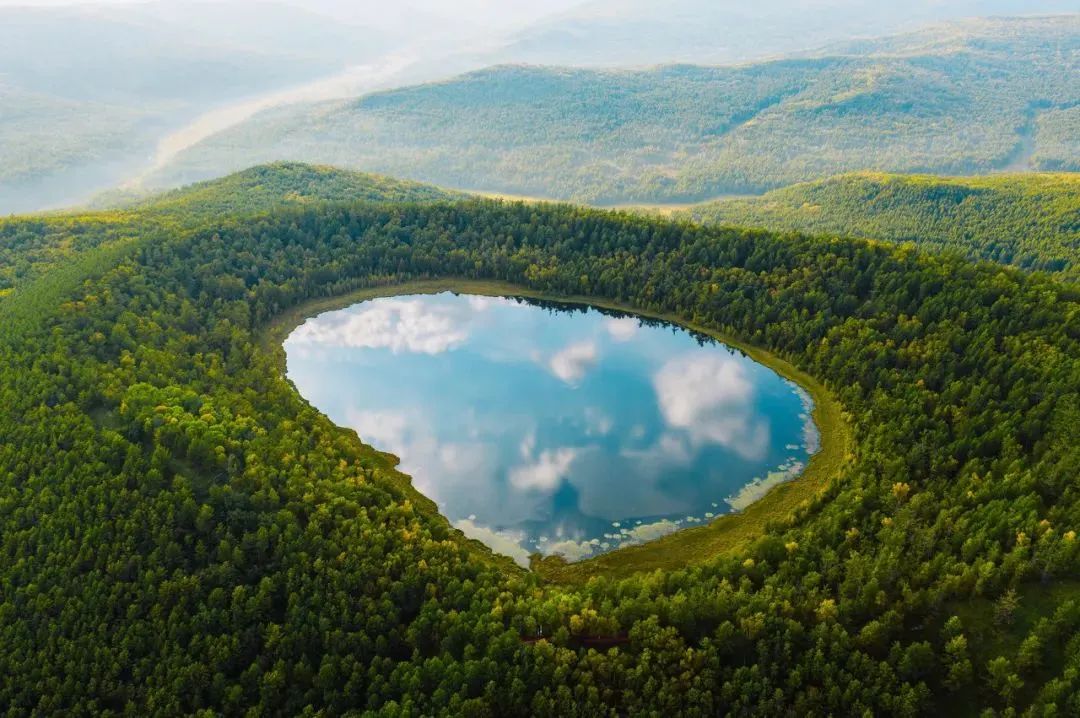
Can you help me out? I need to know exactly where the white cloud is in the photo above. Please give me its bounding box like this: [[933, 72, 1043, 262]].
[[541, 518, 683, 562], [604, 317, 640, 342], [288, 298, 469, 355], [543, 538, 598, 562], [508, 447, 579, 492], [347, 409, 412, 455], [345, 407, 508, 516], [548, 340, 598, 384], [453, 518, 532, 567], [653, 352, 770, 460], [791, 384, 822, 455], [619, 518, 678, 545], [519, 430, 537, 459]]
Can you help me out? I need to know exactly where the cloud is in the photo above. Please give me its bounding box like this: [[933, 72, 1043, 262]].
[[466, 295, 513, 312], [453, 518, 532, 567], [604, 317, 640, 342], [345, 407, 509, 517], [621, 431, 693, 466], [790, 383, 822, 455], [540, 518, 682, 563], [288, 298, 468, 355], [548, 340, 599, 384], [583, 407, 613, 436], [653, 352, 770, 460], [347, 409, 412, 454], [509, 447, 579, 492], [519, 430, 537, 459], [542, 538, 598, 562], [619, 519, 680, 545]]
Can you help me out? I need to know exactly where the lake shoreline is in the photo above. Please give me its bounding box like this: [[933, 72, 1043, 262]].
[[258, 278, 853, 584]]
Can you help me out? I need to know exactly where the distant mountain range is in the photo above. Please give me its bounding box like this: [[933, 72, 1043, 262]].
[[2, 4, 1078, 213], [144, 16, 1079, 205], [485, 0, 1080, 67]]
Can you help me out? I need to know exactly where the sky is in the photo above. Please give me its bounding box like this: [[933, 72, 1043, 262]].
[[0, 0, 594, 56], [0, 0, 589, 29]]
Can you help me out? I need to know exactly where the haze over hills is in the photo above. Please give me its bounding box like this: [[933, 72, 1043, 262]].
[[682, 172, 1080, 279], [0, 0, 395, 214], [3, 1, 1078, 214], [145, 16, 1080, 205], [487, 0, 1080, 67], [0, 0, 595, 215], [0, 0, 589, 214]]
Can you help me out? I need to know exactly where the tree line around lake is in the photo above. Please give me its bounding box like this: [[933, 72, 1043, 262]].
[[1, 197, 1079, 715]]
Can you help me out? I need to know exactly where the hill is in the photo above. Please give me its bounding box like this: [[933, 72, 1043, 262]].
[[682, 173, 1080, 279], [0, 163, 457, 301], [1, 180, 1080, 713], [147, 16, 1080, 204], [105, 162, 463, 216]]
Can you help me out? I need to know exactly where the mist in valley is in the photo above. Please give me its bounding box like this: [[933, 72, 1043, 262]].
[[0, 0, 1075, 213]]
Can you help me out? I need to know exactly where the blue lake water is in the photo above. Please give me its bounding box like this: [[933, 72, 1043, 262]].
[[285, 292, 819, 566]]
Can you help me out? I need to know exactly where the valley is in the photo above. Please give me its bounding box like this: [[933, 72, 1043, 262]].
[[3, 167, 1079, 712], [2, 3, 1079, 715], [141, 17, 1079, 205]]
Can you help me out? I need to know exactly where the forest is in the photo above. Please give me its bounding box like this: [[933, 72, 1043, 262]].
[[2, 167, 1080, 714], [683, 172, 1080, 280], [147, 16, 1080, 205], [0, 164, 459, 299]]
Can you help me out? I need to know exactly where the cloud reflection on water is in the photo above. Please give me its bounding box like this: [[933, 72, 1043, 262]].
[[653, 351, 770, 460], [286, 293, 816, 567], [289, 298, 470, 354], [547, 340, 599, 384]]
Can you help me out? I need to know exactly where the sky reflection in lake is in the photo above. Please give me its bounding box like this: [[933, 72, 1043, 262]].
[[285, 292, 818, 566]]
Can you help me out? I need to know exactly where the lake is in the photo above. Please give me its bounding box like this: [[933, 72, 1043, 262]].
[[284, 292, 819, 566]]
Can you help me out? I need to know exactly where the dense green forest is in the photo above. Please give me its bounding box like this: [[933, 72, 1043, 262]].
[[0, 164, 456, 300], [98, 162, 464, 218], [682, 172, 1080, 279], [1034, 107, 1080, 173], [149, 16, 1080, 204], [2, 168, 1080, 714]]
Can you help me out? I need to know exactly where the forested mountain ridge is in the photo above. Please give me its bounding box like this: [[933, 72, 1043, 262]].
[[0, 163, 457, 301], [148, 16, 1080, 204], [97, 162, 464, 217], [682, 172, 1080, 279], [2, 182, 1080, 712]]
